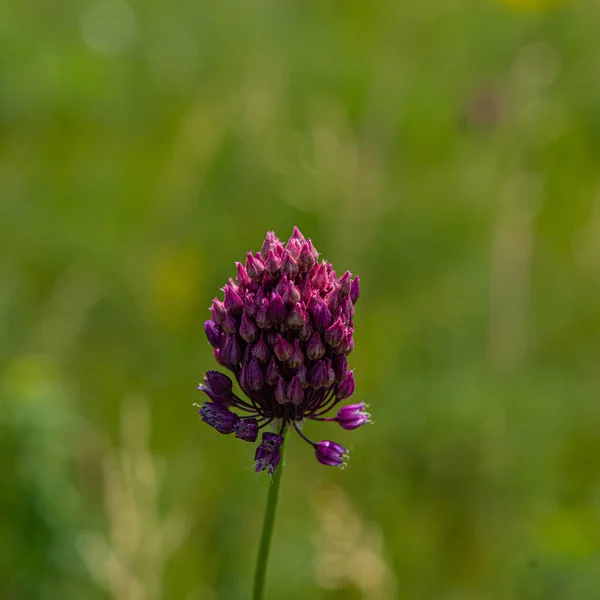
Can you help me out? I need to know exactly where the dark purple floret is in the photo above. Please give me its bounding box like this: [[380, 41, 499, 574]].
[[195, 227, 367, 472], [235, 418, 259, 442], [199, 402, 239, 434]]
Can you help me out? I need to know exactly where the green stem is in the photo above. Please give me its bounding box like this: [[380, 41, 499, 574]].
[[252, 443, 285, 600]]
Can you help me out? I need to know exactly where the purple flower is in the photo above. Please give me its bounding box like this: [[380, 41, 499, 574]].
[[198, 402, 239, 434], [195, 227, 367, 471], [330, 402, 370, 430], [314, 441, 349, 467]]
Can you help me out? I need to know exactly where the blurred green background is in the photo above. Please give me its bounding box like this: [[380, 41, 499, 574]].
[[2, 0, 600, 598]]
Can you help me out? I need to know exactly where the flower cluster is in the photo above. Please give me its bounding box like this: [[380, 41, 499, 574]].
[[196, 227, 370, 474]]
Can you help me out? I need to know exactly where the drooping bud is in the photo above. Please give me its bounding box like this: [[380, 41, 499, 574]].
[[274, 334, 293, 362], [198, 402, 239, 434], [247, 358, 265, 391], [251, 336, 270, 363], [306, 331, 326, 361], [246, 252, 265, 282], [222, 312, 238, 336], [287, 376, 304, 405], [287, 339, 304, 368], [333, 402, 369, 430], [314, 440, 349, 467], [333, 355, 348, 383], [234, 418, 259, 442], [312, 300, 332, 332], [224, 285, 244, 315], [287, 303, 307, 329], [264, 249, 281, 275], [204, 320, 222, 348], [274, 376, 287, 404], [335, 371, 355, 400], [324, 317, 345, 348], [280, 250, 299, 279], [265, 356, 280, 385], [221, 335, 241, 365], [268, 293, 287, 324], [350, 276, 360, 304], [337, 271, 351, 296], [236, 262, 253, 288]]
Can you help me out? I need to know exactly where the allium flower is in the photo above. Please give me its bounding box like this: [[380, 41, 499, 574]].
[[195, 227, 367, 472]]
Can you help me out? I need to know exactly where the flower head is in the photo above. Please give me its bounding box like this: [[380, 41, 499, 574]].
[[195, 227, 368, 472]]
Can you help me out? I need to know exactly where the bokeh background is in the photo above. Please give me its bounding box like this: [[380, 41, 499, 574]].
[[2, 0, 600, 598]]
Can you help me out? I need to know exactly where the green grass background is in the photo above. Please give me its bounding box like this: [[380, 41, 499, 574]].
[[1, 0, 600, 598]]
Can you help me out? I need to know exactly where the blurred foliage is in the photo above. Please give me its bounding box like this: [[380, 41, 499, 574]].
[[1, 0, 600, 598]]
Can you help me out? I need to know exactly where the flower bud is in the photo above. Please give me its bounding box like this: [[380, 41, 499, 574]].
[[234, 418, 258, 442], [335, 371, 355, 400], [210, 298, 226, 324], [261, 231, 279, 259], [246, 252, 265, 281], [265, 356, 280, 385], [204, 320, 222, 348], [350, 276, 360, 304], [224, 285, 244, 315], [281, 250, 299, 279], [274, 376, 287, 404], [274, 334, 293, 362], [324, 317, 345, 348], [306, 331, 325, 360], [239, 313, 258, 343], [312, 300, 332, 332], [222, 312, 238, 336], [287, 303, 307, 329], [297, 240, 316, 273], [287, 339, 304, 368], [248, 358, 265, 391], [255, 298, 272, 329], [314, 440, 349, 467], [264, 249, 281, 275], [236, 262, 252, 288], [251, 336, 270, 363], [333, 355, 348, 383], [268, 293, 287, 323], [281, 279, 301, 305], [337, 270, 351, 296], [221, 335, 241, 365], [299, 318, 314, 341], [287, 375, 304, 405]]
